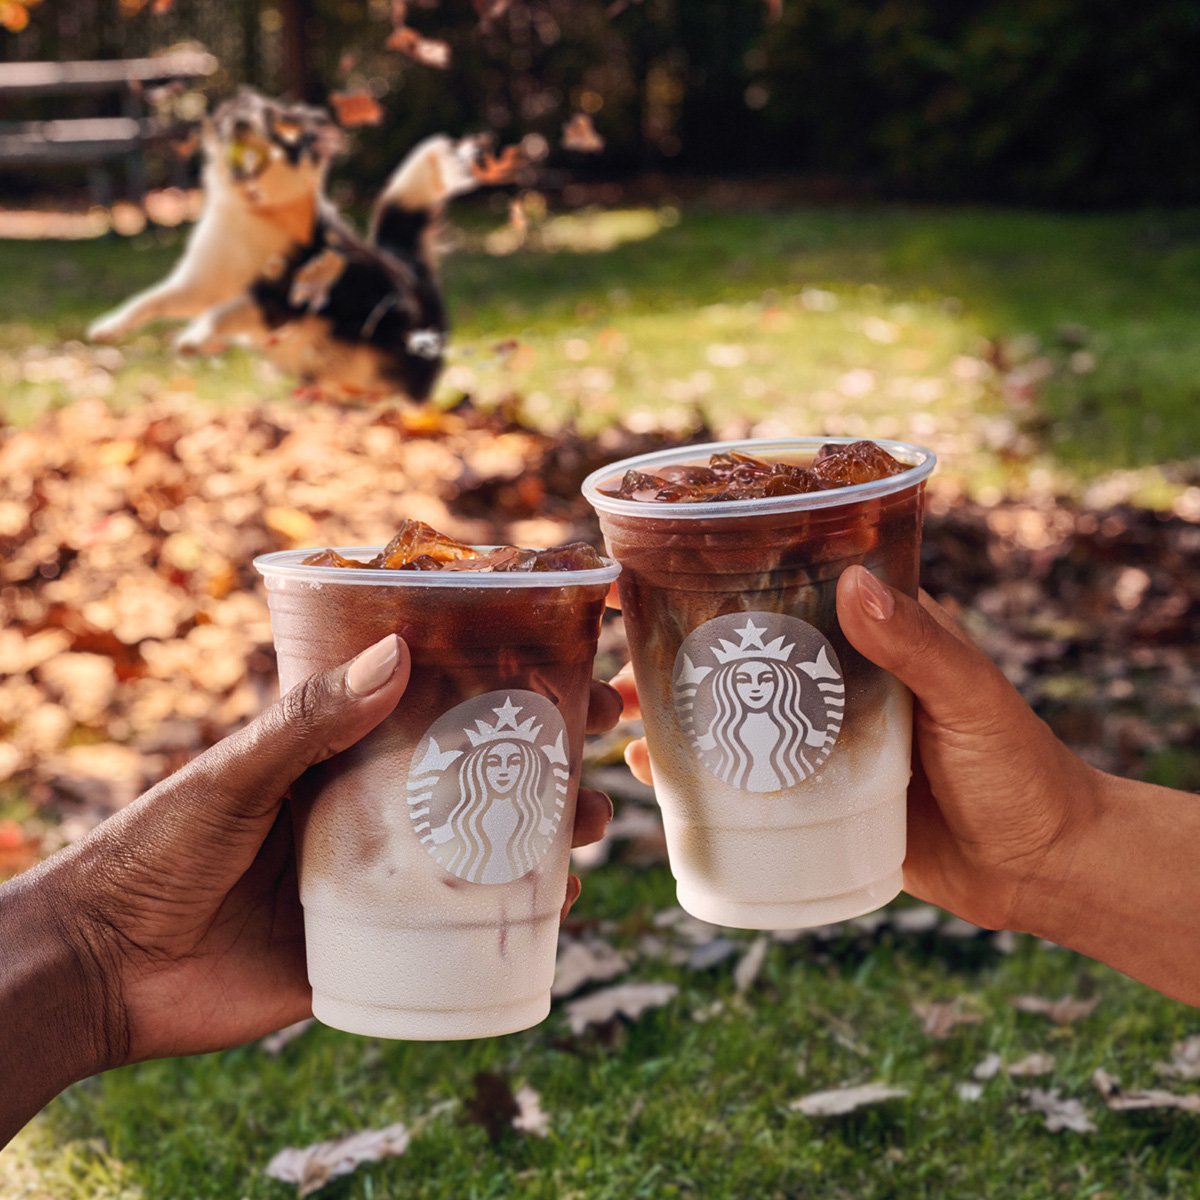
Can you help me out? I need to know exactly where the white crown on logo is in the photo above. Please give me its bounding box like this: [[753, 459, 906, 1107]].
[[465, 695, 544, 746], [710, 617, 796, 664]]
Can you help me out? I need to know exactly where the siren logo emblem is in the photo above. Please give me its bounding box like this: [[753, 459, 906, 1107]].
[[406, 690, 569, 884], [674, 613, 844, 792]]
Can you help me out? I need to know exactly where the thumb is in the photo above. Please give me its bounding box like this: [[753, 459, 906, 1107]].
[[835, 566, 1018, 737], [161, 633, 411, 827]]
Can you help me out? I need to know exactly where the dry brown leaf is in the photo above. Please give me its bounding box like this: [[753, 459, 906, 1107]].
[[1012, 994, 1100, 1025], [973, 1053, 1003, 1081], [551, 937, 629, 998], [1156, 1035, 1200, 1080], [386, 25, 452, 69], [562, 113, 605, 154], [264, 1121, 410, 1196], [790, 1083, 909, 1117], [734, 936, 768, 994], [1093, 1068, 1200, 1112], [289, 249, 347, 312], [470, 144, 525, 186], [912, 1000, 983, 1040], [329, 91, 384, 129], [512, 1085, 551, 1137], [564, 981, 678, 1034], [1006, 1052, 1057, 1078], [1022, 1088, 1096, 1133]]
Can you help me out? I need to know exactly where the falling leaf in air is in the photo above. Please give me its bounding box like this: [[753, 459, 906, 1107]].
[[1021, 1088, 1096, 1134], [470, 144, 525, 186], [912, 1000, 983, 1040], [264, 1122, 410, 1197], [1156, 1035, 1200, 1080], [387, 25, 452, 69], [552, 937, 629, 998], [512, 1086, 551, 1137], [289, 249, 347, 312], [564, 981, 678, 1034], [562, 113, 605, 154], [259, 1018, 315, 1056], [1092, 1068, 1200, 1112], [734, 936, 769, 994], [1012, 994, 1100, 1025], [1006, 1052, 1057, 1078], [789, 1083, 909, 1117], [329, 91, 385, 129]]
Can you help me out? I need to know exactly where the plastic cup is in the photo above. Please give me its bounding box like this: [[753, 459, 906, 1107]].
[[582, 437, 935, 930], [254, 548, 619, 1039]]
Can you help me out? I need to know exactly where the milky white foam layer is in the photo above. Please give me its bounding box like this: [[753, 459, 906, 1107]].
[[647, 681, 912, 929]]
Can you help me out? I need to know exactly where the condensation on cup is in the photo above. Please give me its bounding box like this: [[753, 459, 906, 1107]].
[[254, 548, 619, 1040], [583, 437, 936, 930]]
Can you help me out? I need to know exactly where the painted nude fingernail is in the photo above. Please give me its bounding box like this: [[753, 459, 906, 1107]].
[[346, 634, 400, 696], [857, 568, 895, 622]]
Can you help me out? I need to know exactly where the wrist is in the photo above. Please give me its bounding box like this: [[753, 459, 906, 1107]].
[[1004, 749, 1108, 944], [0, 863, 128, 1139]]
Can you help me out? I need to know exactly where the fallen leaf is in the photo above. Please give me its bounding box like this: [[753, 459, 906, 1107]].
[[464, 1071, 520, 1144], [551, 937, 629, 998], [912, 1000, 984, 1040], [973, 1052, 1003, 1081], [470, 144, 525, 186], [564, 981, 678, 1034], [562, 113, 604, 154], [892, 905, 941, 934], [790, 1082, 909, 1117], [1092, 1068, 1200, 1112], [957, 1081, 984, 1102], [260, 1018, 315, 1056], [329, 91, 385, 129], [1013, 994, 1100, 1025], [1006, 1052, 1057, 1078], [1021, 1088, 1096, 1133], [734, 936, 769, 994], [688, 938, 739, 971], [264, 1122, 410, 1197], [1156, 1035, 1200, 1080], [386, 25, 452, 68], [289, 249, 347, 312], [512, 1085, 551, 1137]]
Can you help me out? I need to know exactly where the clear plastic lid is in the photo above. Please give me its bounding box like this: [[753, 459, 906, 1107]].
[[254, 546, 621, 589], [581, 436, 936, 520]]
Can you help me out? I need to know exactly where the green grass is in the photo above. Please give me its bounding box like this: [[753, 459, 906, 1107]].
[[9, 869, 1200, 1199], [3, 204, 1200, 487]]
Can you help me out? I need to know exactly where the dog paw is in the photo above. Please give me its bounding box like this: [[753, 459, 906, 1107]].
[[87, 313, 125, 343], [173, 326, 223, 357]]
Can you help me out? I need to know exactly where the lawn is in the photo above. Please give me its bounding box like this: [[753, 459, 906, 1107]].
[[2, 203, 1199, 1197], [2, 203, 1200, 488]]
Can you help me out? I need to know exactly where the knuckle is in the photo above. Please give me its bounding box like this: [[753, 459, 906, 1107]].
[[279, 673, 327, 734]]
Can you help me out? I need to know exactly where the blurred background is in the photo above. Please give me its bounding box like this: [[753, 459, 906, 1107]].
[[1, 3, 1198, 1198]]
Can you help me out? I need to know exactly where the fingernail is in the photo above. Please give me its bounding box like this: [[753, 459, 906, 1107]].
[[857, 568, 895, 622], [346, 634, 400, 696]]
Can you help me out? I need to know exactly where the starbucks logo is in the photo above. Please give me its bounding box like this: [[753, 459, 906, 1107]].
[[673, 613, 843, 793], [406, 690, 569, 885]]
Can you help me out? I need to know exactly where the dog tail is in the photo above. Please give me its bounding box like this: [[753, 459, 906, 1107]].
[[370, 135, 481, 264]]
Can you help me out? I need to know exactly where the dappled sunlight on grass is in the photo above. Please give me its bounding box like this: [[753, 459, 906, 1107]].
[[1, 204, 1197, 495]]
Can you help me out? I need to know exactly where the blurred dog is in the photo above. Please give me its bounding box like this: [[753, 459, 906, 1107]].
[[88, 89, 506, 400]]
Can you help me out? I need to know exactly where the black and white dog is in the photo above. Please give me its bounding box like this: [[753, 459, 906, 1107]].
[[88, 90, 501, 400]]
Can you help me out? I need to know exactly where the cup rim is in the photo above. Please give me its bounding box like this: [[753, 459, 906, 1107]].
[[254, 546, 621, 589], [581, 436, 936, 519]]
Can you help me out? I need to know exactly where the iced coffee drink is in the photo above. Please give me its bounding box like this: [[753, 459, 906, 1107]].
[[583, 439, 935, 930], [255, 521, 618, 1039]]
